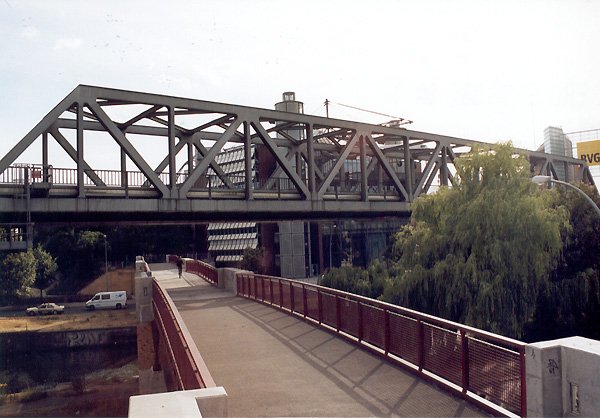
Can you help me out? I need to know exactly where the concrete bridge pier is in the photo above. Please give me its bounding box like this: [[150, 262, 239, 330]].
[[134, 257, 165, 395]]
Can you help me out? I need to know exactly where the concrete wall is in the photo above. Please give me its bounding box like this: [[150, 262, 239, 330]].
[[0, 327, 136, 353], [78, 268, 135, 296], [527, 336, 600, 417]]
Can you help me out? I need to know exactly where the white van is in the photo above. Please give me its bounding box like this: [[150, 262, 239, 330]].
[[86, 291, 127, 310]]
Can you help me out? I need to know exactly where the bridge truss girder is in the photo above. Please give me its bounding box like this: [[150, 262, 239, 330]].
[[0, 85, 594, 223]]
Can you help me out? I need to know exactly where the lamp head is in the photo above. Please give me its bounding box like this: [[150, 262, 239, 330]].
[[531, 175, 552, 185]]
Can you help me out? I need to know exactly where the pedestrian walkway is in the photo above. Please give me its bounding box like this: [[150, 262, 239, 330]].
[[150, 264, 486, 417]]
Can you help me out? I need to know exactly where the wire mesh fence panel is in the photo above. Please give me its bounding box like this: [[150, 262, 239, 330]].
[[281, 282, 291, 310], [362, 304, 385, 348], [321, 292, 337, 328], [271, 279, 281, 306], [339, 298, 359, 338], [388, 312, 419, 365], [255, 277, 264, 300], [468, 336, 522, 415], [238, 275, 247, 296], [292, 284, 304, 314], [306, 287, 319, 321], [248, 276, 256, 298], [422, 323, 462, 386]]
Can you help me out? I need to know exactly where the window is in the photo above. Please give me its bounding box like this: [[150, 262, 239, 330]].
[[101, 294, 110, 300]]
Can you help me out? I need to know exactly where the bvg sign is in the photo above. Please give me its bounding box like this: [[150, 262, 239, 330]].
[[577, 140, 600, 166]]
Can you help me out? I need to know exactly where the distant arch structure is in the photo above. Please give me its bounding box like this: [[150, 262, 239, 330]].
[[0, 85, 594, 224]]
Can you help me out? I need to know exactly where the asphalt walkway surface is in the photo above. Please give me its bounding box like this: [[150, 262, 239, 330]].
[[150, 264, 487, 417]]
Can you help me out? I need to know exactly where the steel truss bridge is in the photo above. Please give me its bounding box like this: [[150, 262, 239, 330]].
[[0, 85, 594, 224]]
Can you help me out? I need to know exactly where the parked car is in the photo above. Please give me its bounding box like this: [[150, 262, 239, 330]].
[[26, 302, 65, 316], [85, 291, 127, 310]]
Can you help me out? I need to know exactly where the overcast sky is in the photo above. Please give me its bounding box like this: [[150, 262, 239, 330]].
[[1, 0, 599, 169]]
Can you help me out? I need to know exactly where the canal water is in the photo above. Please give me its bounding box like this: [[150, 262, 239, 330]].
[[0, 344, 137, 393]]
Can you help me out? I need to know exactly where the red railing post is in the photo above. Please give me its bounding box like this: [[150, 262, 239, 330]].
[[460, 329, 469, 394], [279, 280, 283, 307], [417, 319, 424, 372], [269, 279, 274, 304], [335, 295, 341, 332], [254, 275, 258, 299], [520, 345, 527, 418], [302, 285, 307, 318], [357, 301, 363, 342], [384, 308, 390, 355], [290, 282, 295, 312], [317, 289, 322, 324], [261, 277, 265, 301]]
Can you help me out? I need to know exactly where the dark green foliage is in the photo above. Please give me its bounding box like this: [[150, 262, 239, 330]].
[[525, 183, 600, 341], [241, 247, 266, 274], [383, 143, 568, 339], [34, 224, 204, 293], [319, 260, 390, 299], [32, 245, 58, 298], [0, 251, 36, 299]]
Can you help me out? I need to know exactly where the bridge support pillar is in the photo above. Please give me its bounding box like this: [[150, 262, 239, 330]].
[[135, 257, 166, 394], [526, 337, 600, 417]]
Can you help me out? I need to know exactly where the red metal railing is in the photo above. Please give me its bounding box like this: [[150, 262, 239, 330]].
[[185, 259, 218, 286], [236, 273, 526, 417], [152, 280, 216, 390]]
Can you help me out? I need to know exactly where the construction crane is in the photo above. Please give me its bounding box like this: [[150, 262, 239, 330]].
[[324, 99, 413, 127]]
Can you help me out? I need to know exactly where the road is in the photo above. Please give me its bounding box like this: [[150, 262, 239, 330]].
[[0, 301, 136, 317]]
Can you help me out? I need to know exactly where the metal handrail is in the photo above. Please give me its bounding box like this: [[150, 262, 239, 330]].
[[236, 272, 526, 417], [152, 280, 216, 390]]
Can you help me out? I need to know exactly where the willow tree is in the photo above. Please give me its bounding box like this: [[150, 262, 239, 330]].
[[383, 143, 569, 339]]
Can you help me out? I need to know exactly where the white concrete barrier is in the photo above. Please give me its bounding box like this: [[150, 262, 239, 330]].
[[527, 336, 600, 417], [129, 386, 228, 417]]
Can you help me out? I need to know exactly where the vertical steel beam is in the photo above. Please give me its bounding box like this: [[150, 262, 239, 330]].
[[168, 106, 177, 196], [404, 136, 413, 201], [42, 132, 49, 182], [440, 147, 449, 187], [76, 103, 85, 197], [121, 148, 128, 191], [187, 141, 194, 176], [306, 124, 316, 199], [244, 122, 253, 200], [360, 135, 368, 201]]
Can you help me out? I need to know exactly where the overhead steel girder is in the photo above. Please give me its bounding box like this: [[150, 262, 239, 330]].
[[0, 84, 595, 220]]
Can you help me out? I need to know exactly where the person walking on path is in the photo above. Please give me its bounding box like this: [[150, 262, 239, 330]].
[[176, 256, 183, 278]]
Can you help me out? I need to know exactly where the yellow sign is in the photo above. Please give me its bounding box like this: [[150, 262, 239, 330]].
[[577, 140, 600, 166]]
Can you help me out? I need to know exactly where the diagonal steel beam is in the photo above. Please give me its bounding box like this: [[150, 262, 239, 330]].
[[48, 128, 106, 186], [262, 146, 299, 190], [0, 88, 80, 173], [190, 133, 234, 188], [365, 134, 409, 200], [252, 121, 310, 198], [317, 132, 359, 199], [121, 105, 162, 129], [179, 119, 243, 196], [87, 101, 170, 197], [140, 134, 189, 188], [413, 142, 443, 198], [423, 161, 441, 194]]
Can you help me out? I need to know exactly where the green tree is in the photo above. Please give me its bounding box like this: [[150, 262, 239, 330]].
[[241, 246, 266, 274], [383, 143, 568, 339], [319, 259, 391, 299], [32, 245, 58, 299], [0, 251, 36, 299], [526, 183, 600, 341]]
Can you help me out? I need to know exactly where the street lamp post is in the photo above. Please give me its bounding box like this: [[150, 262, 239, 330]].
[[103, 234, 108, 291], [531, 175, 600, 217], [329, 223, 336, 270]]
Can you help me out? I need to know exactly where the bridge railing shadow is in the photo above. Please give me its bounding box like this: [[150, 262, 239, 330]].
[[235, 272, 526, 417]]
